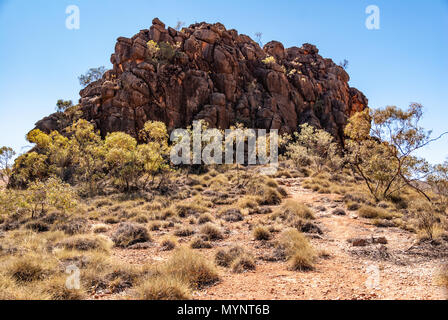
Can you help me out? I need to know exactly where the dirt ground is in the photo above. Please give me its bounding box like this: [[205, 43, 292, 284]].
[[103, 177, 448, 300]]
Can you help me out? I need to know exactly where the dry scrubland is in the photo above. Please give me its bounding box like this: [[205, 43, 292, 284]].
[[0, 163, 448, 300]]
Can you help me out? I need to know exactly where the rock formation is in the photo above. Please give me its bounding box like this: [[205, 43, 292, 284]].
[[36, 18, 368, 142]]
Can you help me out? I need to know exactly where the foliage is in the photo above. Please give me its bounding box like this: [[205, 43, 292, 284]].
[[0, 188, 27, 216], [0, 177, 77, 218], [67, 120, 106, 195]]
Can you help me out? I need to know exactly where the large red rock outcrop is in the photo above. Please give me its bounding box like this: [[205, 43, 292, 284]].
[[37, 18, 368, 142]]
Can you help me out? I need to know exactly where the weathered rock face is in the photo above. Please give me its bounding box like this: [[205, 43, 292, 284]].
[[38, 18, 368, 142]]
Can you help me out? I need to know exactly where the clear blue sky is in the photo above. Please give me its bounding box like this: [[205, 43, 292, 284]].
[[0, 0, 447, 162]]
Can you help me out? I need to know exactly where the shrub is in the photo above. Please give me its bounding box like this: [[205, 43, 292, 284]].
[[413, 203, 442, 240], [358, 205, 391, 219], [273, 199, 314, 221], [237, 196, 260, 210], [260, 187, 282, 205], [160, 237, 177, 251], [92, 224, 109, 233], [44, 275, 86, 300], [175, 201, 208, 218], [57, 217, 90, 235], [146, 40, 160, 59], [149, 221, 161, 231], [286, 123, 341, 173], [25, 220, 50, 233], [262, 55, 276, 65], [162, 248, 219, 289], [21, 178, 78, 218], [346, 202, 361, 211], [174, 226, 195, 237], [190, 236, 213, 249], [231, 255, 256, 273], [198, 213, 214, 224], [219, 207, 244, 222], [215, 246, 246, 268], [7, 256, 51, 282], [253, 226, 271, 240], [112, 223, 151, 248], [200, 223, 223, 241], [57, 235, 111, 252]]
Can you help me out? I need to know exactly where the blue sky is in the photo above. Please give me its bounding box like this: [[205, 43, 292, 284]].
[[0, 0, 447, 162]]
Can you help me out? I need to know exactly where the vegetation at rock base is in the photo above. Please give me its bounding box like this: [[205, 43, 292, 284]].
[[1, 100, 448, 300]]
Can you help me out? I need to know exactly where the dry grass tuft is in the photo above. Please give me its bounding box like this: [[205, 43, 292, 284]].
[[272, 199, 314, 221], [278, 229, 316, 271], [57, 235, 111, 252], [160, 236, 177, 251], [253, 226, 271, 240], [197, 213, 214, 224], [200, 223, 224, 241], [7, 256, 52, 283], [174, 226, 195, 237], [190, 236, 213, 249], [112, 222, 151, 248], [162, 247, 219, 289], [358, 205, 393, 219], [231, 255, 256, 273]]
